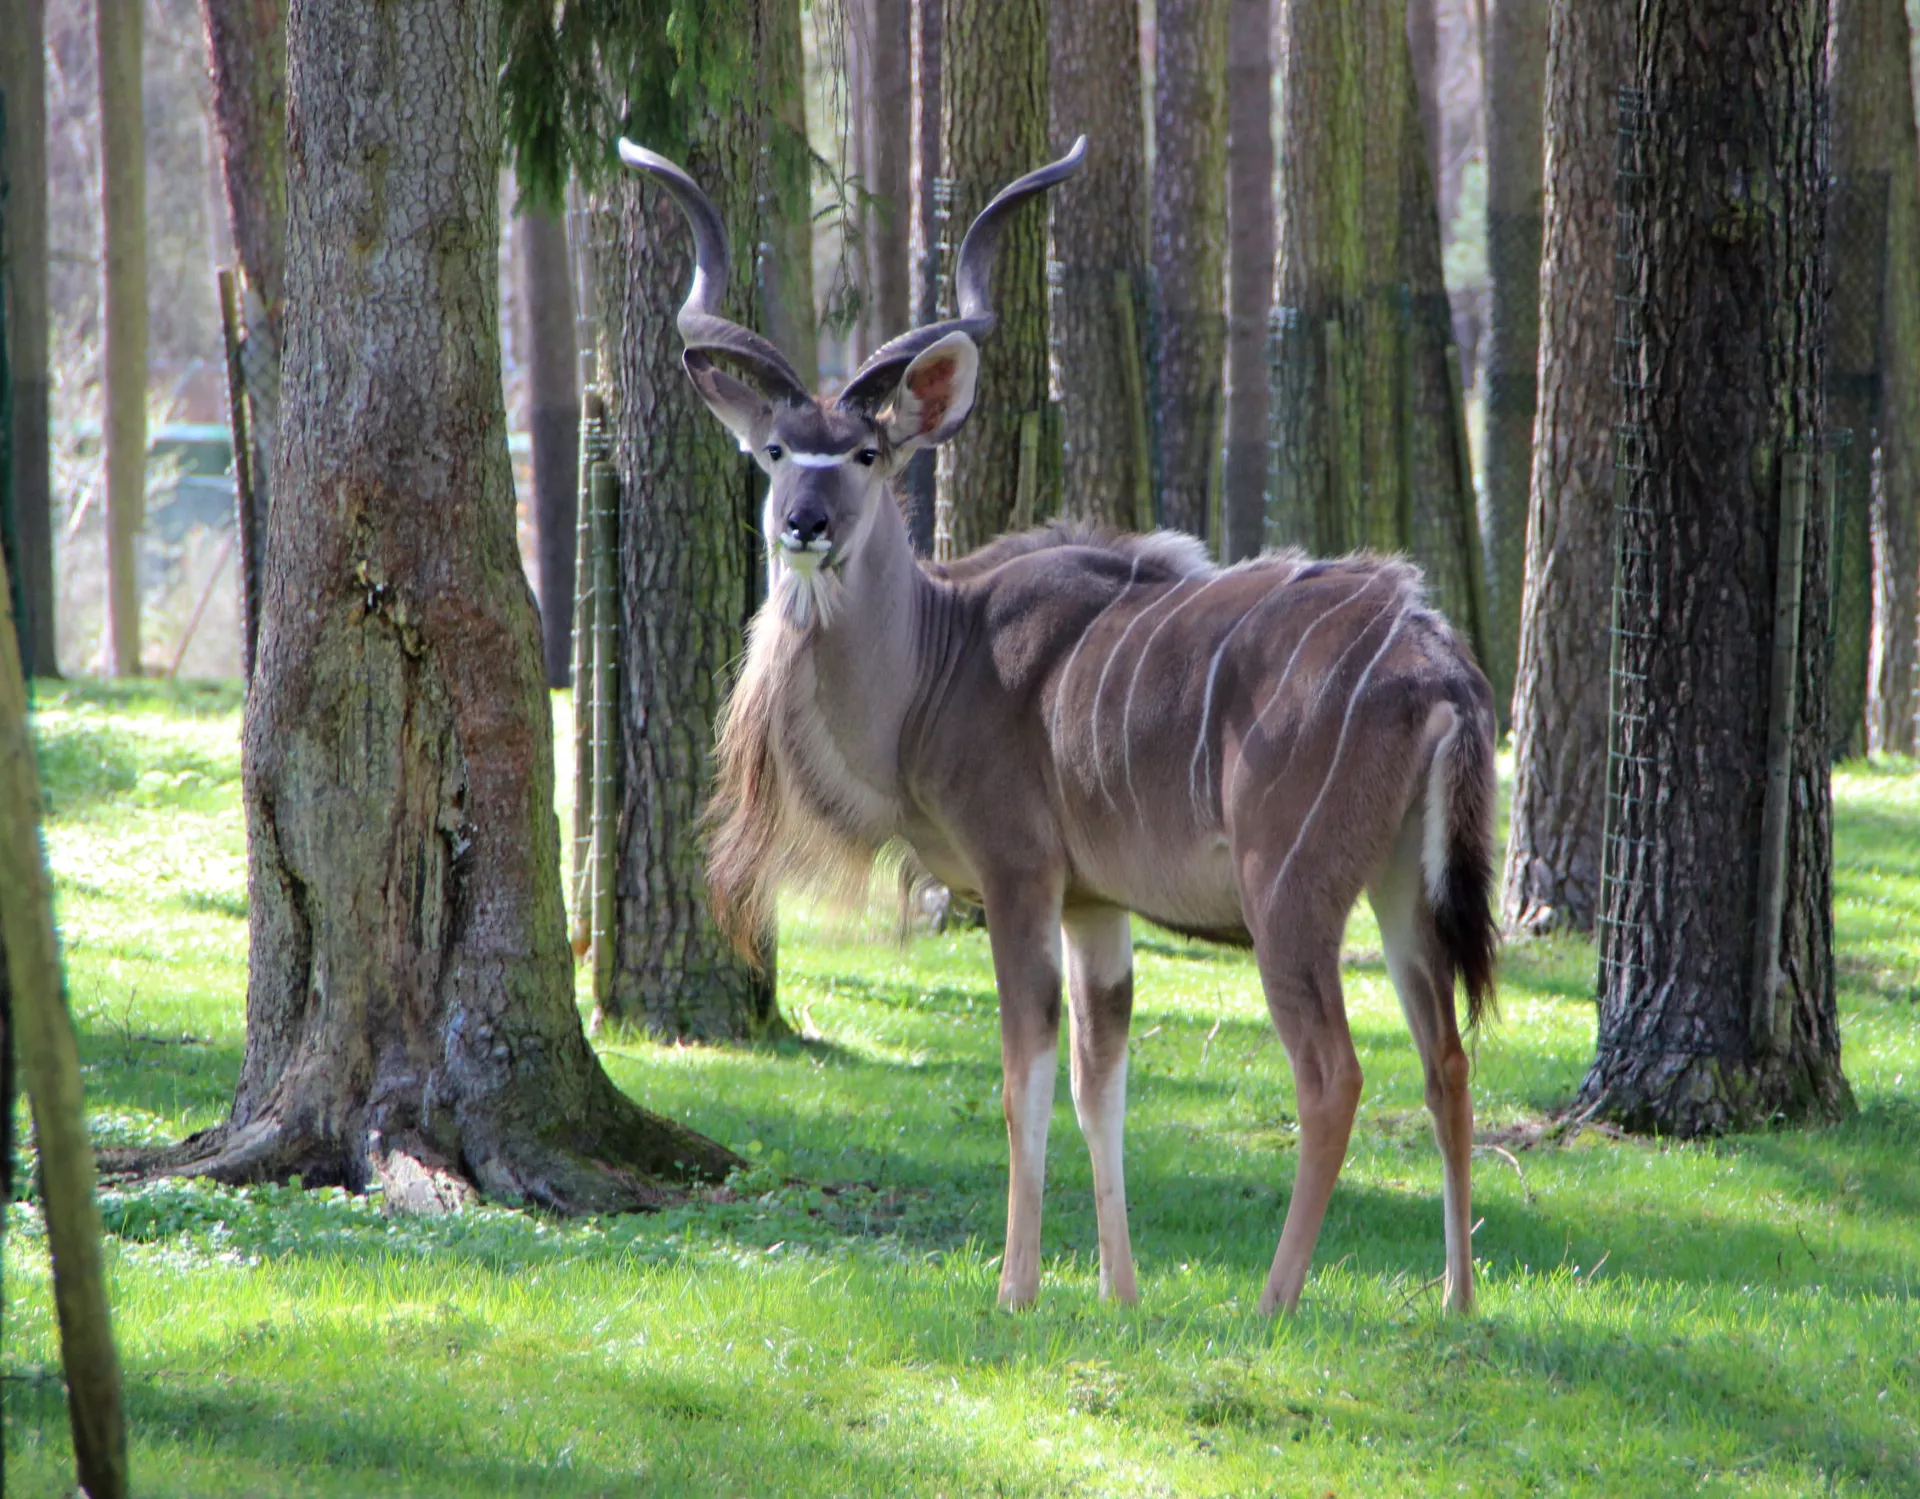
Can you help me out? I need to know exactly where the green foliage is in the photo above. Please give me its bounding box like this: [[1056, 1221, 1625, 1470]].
[[500, 0, 794, 214], [7, 685, 1919, 1495]]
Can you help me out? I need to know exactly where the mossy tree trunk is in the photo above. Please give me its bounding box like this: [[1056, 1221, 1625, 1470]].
[[1481, 0, 1547, 726], [939, 0, 1052, 552], [1579, 0, 1852, 1135], [594, 0, 789, 1041], [1222, 0, 1274, 562], [136, 0, 739, 1207], [97, 0, 144, 676], [1270, 0, 1487, 655], [1152, 0, 1229, 542], [1050, 0, 1149, 532], [1500, 0, 1626, 935], [1, 0, 58, 678]]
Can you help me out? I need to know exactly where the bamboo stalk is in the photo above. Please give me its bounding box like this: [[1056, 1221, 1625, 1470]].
[[588, 444, 619, 1006], [0, 550, 130, 1499], [217, 268, 260, 682], [1751, 448, 1809, 1053], [567, 390, 602, 957], [1113, 271, 1155, 532]]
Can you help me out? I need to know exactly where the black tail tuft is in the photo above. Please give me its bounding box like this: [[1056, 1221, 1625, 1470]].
[[1432, 689, 1500, 1030]]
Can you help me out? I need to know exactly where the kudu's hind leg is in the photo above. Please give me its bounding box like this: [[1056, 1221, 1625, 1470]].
[[983, 881, 1065, 1309], [1369, 812, 1476, 1313], [1252, 936, 1363, 1316], [1063, 905, 1138, 1303]]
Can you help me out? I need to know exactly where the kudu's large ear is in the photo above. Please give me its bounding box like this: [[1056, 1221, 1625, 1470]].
[[880, 332, 980, 451], [685, 350, 773, 454]]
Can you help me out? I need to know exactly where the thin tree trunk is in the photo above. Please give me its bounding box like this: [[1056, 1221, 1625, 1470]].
[[125, 0, 739, 1207], [596, 2, 788, 1040], [98, 0, 145, 676], [516, 204, 579, 689], [1481, 0, 1547, 725], [1, 0, 57, 678], [861, 0, 913, 353], [1501, 0, 1624, 935], [1, 550, 128, 1499], [938, 0, 1051, 552], [1828, 0, 1892, 758], [1222, 0, 1274, 561], [199, 0, 286, 684], [1580, 0, 1851, 1135], [1051, 0, 1150, 532], [905, 0, 942, 554], [1860, 0, 1920, 757], [1152, 0, 1229, 541], [1407, 0, 1443, 203], [1271, 0, 1487, 657]]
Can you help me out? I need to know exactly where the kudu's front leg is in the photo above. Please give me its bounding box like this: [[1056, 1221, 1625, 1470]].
[[1063, 904, 1138, 1303], [983, 879, 1065, 1309]]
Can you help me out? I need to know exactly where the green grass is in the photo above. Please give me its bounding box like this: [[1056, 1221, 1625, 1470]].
[[7, 680, 1919, 1496]]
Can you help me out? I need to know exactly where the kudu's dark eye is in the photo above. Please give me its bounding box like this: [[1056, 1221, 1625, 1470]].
[[765, 443, 784, 461], [856, 447, 880, 467]]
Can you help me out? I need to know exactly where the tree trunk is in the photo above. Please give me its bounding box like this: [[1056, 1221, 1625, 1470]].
[[98, 0, 145, 676], [1843, 0, 1920, 756], [199, 0, 286, 684], [905, 0, 942, 554], [938, 0, 1051, 553], [1580, 0, 1852, 1135], [1828, 0, 1894, 758], [134, 0, 738, 1208], [1481, 0, 1547, 725], [1270, 0, 1488, 656], [1222, 0, 1274, 561], [1152, 0, 1229, 542], [515, 204, 579, 689], [1500, 0, 1625, 935], [1862, 0, 1920, 757], [595, 3, 788, 1041], [1, 0, 57, 678], [1051, 0, 1150, 532], [761, 0, 817, 392], [2, 537, 129, 1499], [860, 0, 913, 355], [1407, 0, 1443, 203]]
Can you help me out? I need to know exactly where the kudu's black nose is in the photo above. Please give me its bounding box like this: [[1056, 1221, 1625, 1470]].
[[784, 501, 830, 546]]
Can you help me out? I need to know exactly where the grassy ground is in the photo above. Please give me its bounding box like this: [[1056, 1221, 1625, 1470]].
[[6, 680, 1918, 1497]]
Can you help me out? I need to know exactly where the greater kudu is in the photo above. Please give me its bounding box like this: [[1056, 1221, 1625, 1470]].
[[618, 136, 1498, 1316]]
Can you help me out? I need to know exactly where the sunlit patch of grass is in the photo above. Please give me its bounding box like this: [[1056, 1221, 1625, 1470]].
[[7, 683, 1919, 1496]]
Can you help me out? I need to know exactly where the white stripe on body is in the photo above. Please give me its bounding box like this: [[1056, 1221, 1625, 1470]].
[[1248, 574, 1389, 741], [1117, 575, 1225, 818], [1263, 603, 1410, 914], [1049, 559, 1143, 760], [1188, 593, 1290, 822], [1088, 578, 1200, 808]]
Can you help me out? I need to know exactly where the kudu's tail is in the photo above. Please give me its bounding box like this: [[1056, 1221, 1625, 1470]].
[[1422, 684, 1500, 1030]]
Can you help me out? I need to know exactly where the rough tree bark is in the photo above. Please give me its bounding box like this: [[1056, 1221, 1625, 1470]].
[[1152, 0, 1230, 541], [98, 0, 145, 676], [1864, 0, 1920, 756], [1500, 0, 1626, 935], [1580, 0, 1852, 1135], [1481, 0, 1547, 724], [1828, 0, 1894, 758], [1222, 0, 1274, 561], [515, 202, 579, 689], [1, 0, 57, 678], [594, 0, 790, 1040], [938, 0, 1052, 552], [1270, 0, 1488, 656], [127, 0, 738, 1207], [760, 0, 817, 391], [1050, 0, 1150, 532]]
